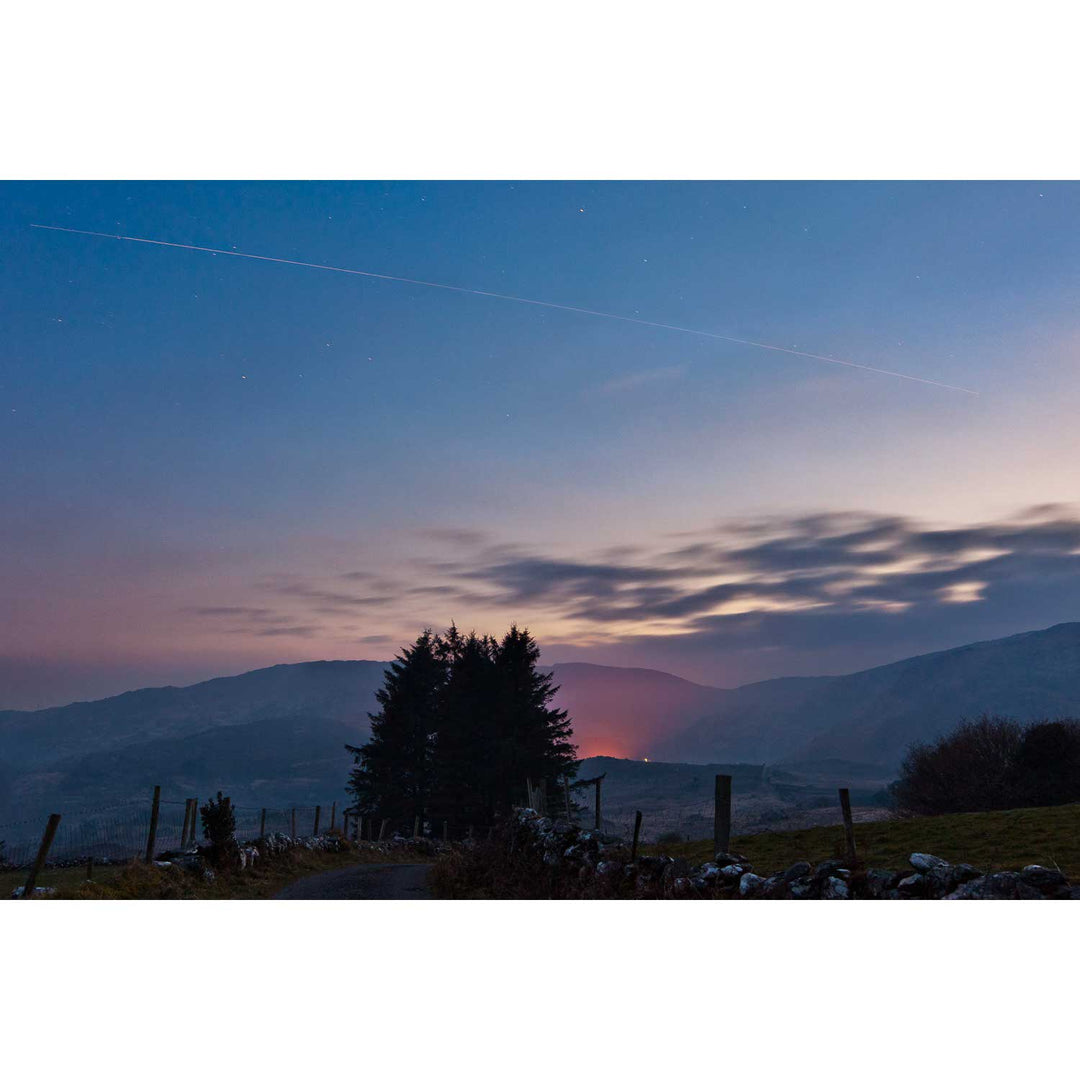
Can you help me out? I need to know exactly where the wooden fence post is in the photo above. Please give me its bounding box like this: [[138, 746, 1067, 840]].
[[714, 774, 732, 856], [22, 814, 61, 898], [379, 818, 388, 842], [291, 808, 297, 838], [313, 806, 322, 836], [330, 801, 337, 832], [413, 815, 420, 839], [594, 776, 603, 830], [144, 785, 162, 863], [839, 788, 857, 864], [188, 797, 199, 846], [179, 799, 191, 850], [631, 810, 643, 863], [525, 777, 534, 811], [259, 808, 267, 840]]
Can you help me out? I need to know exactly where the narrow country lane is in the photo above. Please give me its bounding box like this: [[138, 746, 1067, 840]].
[[273, 862, 433, 900]]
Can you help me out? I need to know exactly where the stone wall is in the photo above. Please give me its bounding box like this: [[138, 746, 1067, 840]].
[[448, 808, 1079, 900]]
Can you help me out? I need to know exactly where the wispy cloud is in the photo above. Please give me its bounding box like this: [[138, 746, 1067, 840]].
[[435, 506, 1080, 645], [594, 364, 689, 395]]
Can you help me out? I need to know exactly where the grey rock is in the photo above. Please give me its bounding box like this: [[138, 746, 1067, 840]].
[[822, 876, 850, 899], [739, 872, 765, 897], [951, 863, 983, 884], [897, 873, 925, 897], [760, 872, 787, 899], [789, 879, 814, 899], [714, 851, 748, 869], [910, 853, 949, 873], [945, 872, 1045, 900], [813, 859, 847, 879], [864, 868, 895, 899], [1020, 865, 1068, 893], [783, 861, 812, 884]]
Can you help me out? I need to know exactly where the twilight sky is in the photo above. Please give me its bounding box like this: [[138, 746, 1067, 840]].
[[4, 180, 1080, 709]]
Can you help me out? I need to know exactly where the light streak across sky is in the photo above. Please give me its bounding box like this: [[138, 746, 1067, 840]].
[[30, 223, 978, 394]]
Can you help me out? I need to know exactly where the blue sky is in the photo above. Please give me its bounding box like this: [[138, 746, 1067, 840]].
[[4, 181, 1080, 707]]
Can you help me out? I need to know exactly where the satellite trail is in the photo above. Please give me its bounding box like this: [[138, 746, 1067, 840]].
[[30, 223, 977, 394]]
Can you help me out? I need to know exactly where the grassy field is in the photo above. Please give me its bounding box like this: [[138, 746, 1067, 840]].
[[1, 862, 128, 896], [3, 843, 431, 900], [653, 802, 1080, 879]]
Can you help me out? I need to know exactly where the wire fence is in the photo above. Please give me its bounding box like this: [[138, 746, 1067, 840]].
[[1, 771, 881, 881], [0, 797, 330, 871]]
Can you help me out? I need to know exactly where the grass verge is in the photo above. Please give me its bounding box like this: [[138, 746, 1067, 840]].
[[652, 802, 1080, 879]]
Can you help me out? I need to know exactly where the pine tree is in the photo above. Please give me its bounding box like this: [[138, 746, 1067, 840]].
[[346, 624, 578, 833], [346, 629, 446, 832], [492, 625, 577, 815], [429, 630, 499, 827]]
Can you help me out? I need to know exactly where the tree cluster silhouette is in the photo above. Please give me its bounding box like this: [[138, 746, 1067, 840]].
[[893, 715, 1080, 815], [345, 625, 576, 833]]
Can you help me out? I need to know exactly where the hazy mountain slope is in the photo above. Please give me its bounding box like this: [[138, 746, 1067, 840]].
[[656, 622, 1080, 767], [649, 674, 836, 764], [546, 662, 727, 758], [10, 713, 363, 817], [0, 660, 389, 767], [6, 622, 1080, 821], [797, 621, 1080, 763]]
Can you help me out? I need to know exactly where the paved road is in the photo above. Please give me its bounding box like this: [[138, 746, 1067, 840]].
[[274, 861, 433, 900]]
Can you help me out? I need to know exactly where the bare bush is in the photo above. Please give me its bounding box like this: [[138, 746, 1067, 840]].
[[893, 715, 1080, 815]]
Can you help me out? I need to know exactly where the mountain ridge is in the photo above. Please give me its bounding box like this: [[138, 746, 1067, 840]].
[[5, 622, 1080, 820]]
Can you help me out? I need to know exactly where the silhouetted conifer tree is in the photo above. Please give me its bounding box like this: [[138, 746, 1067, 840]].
[[428, 629, 499, 827], [346, 629, 445, 832], [491, 625, 577, 815], [346, 624, 576, 832]]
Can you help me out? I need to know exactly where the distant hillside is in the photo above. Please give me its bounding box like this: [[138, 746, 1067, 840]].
[[0, 659, 730, 817], [10, 713, 366, 816], [6, 622, 1080, 821], [655, 622, 1080, 767], [545, 662, 727, 758], [0, 660, 390, 769]]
